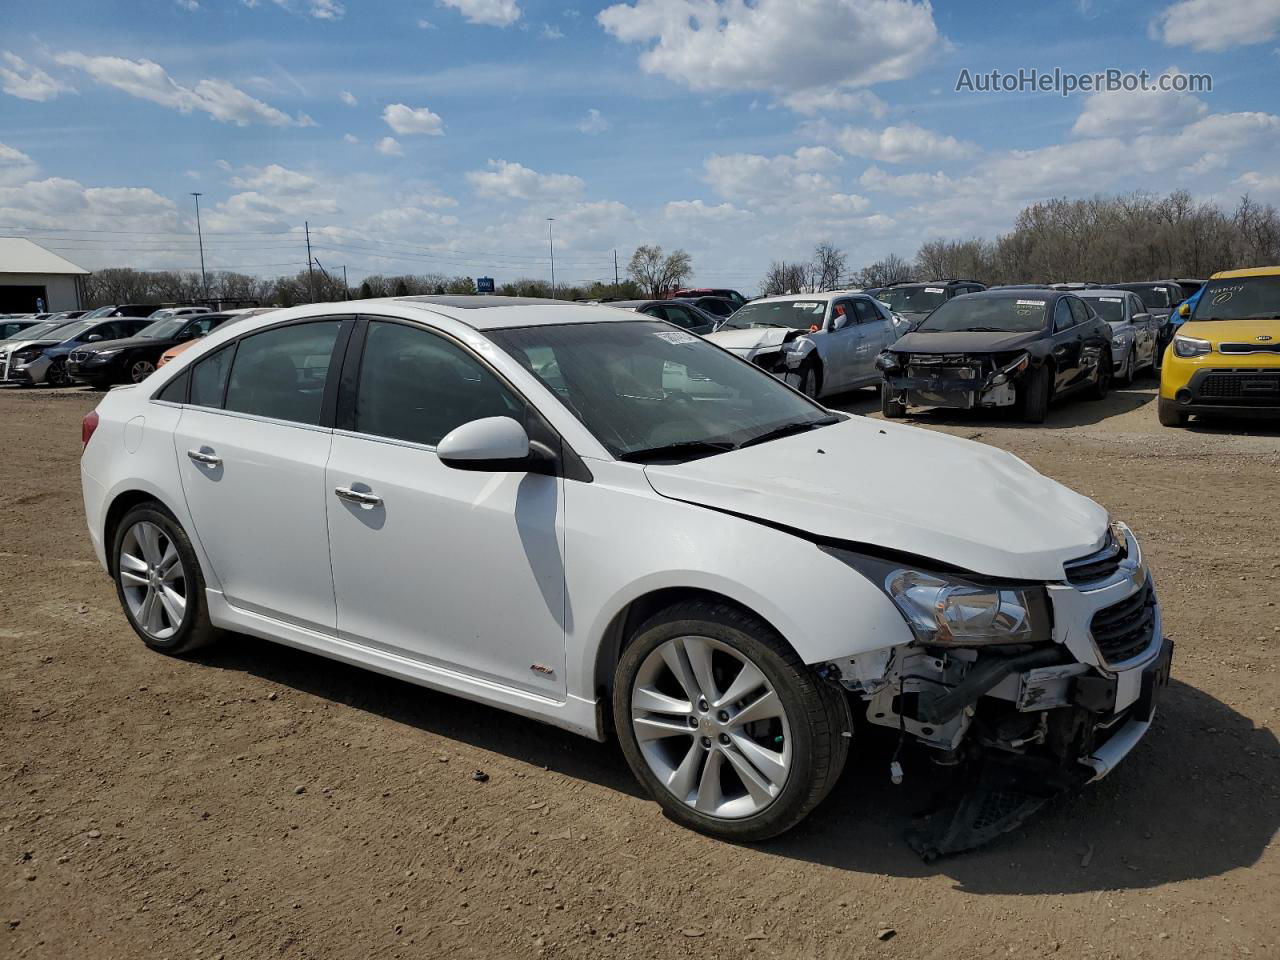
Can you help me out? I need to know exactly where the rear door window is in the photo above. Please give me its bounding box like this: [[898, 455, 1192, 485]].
[[1053, 299, 1076, 332], [190, 345, 234, 408], [223, 321, 341, 425], [1068, 297, 1091, 325]]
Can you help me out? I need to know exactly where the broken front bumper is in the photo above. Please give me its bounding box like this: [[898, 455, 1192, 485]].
[[883, 367, 1020, 409]]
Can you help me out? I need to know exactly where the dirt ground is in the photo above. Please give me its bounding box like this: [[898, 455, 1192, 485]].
[[2, 380, 1278, 960]]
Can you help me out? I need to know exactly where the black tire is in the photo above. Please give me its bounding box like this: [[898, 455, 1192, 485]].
[[1018, 364, 1051, 423], [881, 387, 906, 419], [1118, 348, 1134, 386], [127, 358, 156, 384], [1088, 352, 1111, 400], [1157, 397, 1188, 428], [796, 359, 821, 399], [46, 359, 71, 387], [111, 502, 220, 655], [613, 600, 851, 842]]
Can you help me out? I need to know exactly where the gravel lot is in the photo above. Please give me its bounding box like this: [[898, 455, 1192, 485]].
[[2, 381, 1278, 960]]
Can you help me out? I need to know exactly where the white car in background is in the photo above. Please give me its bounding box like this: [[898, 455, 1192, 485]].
[[80, 296, 1170, 852], [1075, 289, 1160, 384], [704, 291, 905, 398]]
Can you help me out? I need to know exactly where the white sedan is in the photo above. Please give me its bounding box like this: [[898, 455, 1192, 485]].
[[81, 296, 1170, 848]]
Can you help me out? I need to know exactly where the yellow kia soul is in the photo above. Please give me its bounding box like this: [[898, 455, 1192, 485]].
[[1159, 266, 1280, 427]]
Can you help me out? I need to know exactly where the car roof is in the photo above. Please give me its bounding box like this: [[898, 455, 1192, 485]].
[[390, 296, 637, 330], [960, 288, 1064, 300], [1210, 265, 1280, 279], [745, 290, 866, 305], [1075, 289, 1132, 298]]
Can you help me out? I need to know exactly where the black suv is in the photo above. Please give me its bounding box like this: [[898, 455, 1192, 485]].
[[68, 312, 236, 387], [870, 279, 987, 330]]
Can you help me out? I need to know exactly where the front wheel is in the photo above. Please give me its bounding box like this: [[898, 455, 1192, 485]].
[[795, 360, 821, 399], [112, 503, 220, 655], [128, 358, 156, 383], [881, 387, 906, 418], [1118, 348, 1134, 386], [613, 601, 851, 842], [1157, 397, 1188, 428], [46, 359, 72, 387], [1018, 365, 1051, 423]]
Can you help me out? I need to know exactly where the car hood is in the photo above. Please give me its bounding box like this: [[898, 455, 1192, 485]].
[[1181, 317, 1280, 344], [74, 334, 172, 354], [893, 329, 1043, 354], [705, 327, 799, 353], [643, 417, 1107, 580], [2, 337, 61, 354]]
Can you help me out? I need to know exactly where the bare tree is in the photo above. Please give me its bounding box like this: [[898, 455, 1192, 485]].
[[760, 261, 809, 296], [627, 245, 693, 298], [850, 253, 913, 288], [810, 241, 848, 292]]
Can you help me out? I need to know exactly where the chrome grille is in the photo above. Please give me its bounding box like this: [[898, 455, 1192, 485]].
[[1219, 342, 1280, 355], [1064, 532, 1126, 586], [69, 350, 90, 363]]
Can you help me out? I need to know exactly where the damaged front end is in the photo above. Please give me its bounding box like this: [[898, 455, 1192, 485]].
[[818, 524, 1172, 859], [877, 350, 1033, 411]]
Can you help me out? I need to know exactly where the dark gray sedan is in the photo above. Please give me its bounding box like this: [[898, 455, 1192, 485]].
[[604, 300, 720, 335]]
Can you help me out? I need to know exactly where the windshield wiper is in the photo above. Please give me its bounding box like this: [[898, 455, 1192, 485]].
[[952, 326, 1007, 333], [618, 439, 738, 463], [739, 415, 841, 449]]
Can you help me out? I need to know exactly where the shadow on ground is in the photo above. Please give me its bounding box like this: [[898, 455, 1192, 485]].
[[202, 636, 1278, 895]]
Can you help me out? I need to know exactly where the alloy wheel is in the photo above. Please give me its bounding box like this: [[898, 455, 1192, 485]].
[[630, 635, 792, 819], [47, 360, 70, 387], [130, 360, 156, 383], [118, 520, 187, 640]]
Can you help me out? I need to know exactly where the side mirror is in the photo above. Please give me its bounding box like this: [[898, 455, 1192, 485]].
[[1178, 303, 1191, 318], [86, 334, 103, 342], [437, 416, 554, 474]]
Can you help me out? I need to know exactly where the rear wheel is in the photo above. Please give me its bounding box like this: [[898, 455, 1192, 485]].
[[1018, 365, 1051, 423], [112, 503, 219, 655], [613, 601, 850, 842], [881, 388, 906, 419], [1157, 398, 1188, 428], [1088, 353, 1111, 400], [128, 358, 156, 383]]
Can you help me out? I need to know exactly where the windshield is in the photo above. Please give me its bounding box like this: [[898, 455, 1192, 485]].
[[718, 300, 827, 331], [2, 321, 45, 340], [1192, 275, 1280, 322], [1115, 284, 1174, 309], [488, 320, 834, 460], [876, 286, 948, 314], [137, 317, 188, 339], [917, 296, 1049, 334], [1081, 297, 1126, 324], [80, 306, 116, 320]]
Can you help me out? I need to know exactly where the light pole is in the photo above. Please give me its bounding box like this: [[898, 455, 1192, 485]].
[[190, 192, 207, 299], [546, 218, 556, 299]]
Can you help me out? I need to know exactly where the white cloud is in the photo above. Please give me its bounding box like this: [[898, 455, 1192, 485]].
[[229, 163, 321, 195], [0, 176, 180, 236], [1151, 0, 1280, 52], [663, 199, 750, 222], [703, 147, 869, 216], [417, 17, 436, 28], [308, 0, 344, 18], [0, 142, 39, 186], [542, 23, 564, 39], [383, 102, 445, 135], [376, 136, 403, 156], [465, 159, 585, 200], [858, 166, 955, 198], [1236, 170, 1280, 200], [779, 87, 887, 118], [176, 0, 199, 9], [836, 123, 976, 165], [1072, 69, 1208, 137], [54, 52, 311, 126], [598, 0, 940, 111], [0, 52, 73, 102], [339, 90, 356, 105], [343, 132, 359, 143], [440, 0, 522, 27], [577, 108, 609, 134]]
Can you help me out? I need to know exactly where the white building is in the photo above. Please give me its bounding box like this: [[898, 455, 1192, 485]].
[[0, 237, 89, 313]]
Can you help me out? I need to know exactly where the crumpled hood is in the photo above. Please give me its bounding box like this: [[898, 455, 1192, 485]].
[[705, 326, 797, 353], [1, 337, 61, 354], [894, 329, 1043, 355], [643, 417, 1107, 580]]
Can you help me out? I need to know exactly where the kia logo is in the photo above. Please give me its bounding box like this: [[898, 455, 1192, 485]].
[[1257, 335, 1273, 342]]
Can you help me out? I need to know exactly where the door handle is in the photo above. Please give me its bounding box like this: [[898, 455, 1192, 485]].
[[187, 449, 221, 467], [334, 486, 382, 508]]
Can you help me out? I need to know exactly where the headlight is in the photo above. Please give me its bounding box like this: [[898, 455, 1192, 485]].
[[824, 548, 1052, 647], [989, 352, 1030, 386], [875, 351, 900, 372], [11, 350, 41, 363], [1111, 335, 1125, 347], [90, 348, 123, 357], [750, 350, 785, 373], [1172, 335, 1211, 358], [884, 570, 1047, 645]]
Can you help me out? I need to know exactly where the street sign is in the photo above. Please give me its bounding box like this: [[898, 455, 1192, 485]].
[[476, 277, 495, 294]]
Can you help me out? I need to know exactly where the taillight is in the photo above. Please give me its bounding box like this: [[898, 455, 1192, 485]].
[[82, 410, 100, 449]]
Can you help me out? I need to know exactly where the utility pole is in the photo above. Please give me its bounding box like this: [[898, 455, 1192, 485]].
[[613, 249, 619, 295], [342, 265, 349, 300], [546, 218, 556, 299], [191, 193, 207, 299], [305, 221, 316, 302]]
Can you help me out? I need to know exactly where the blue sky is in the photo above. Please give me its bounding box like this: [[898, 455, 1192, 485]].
[[1, 0, 1278, 289]]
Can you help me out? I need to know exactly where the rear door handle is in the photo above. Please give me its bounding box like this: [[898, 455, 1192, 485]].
[[334, 486, 382, 508], [187, 449, 221, 466]]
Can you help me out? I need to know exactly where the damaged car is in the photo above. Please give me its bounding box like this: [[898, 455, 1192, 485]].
[[705, 291, 901, 398], [82, 297, 1168, 857], [877, 289, 1113, 423]]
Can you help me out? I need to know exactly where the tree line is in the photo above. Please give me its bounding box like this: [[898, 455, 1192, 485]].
[[77, 190, 1279, 308]]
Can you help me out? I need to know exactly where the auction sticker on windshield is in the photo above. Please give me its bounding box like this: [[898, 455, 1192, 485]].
[[653, 331, 697, 345], [1016, 300, 1046, 306], [926, 287, 945, 294]]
